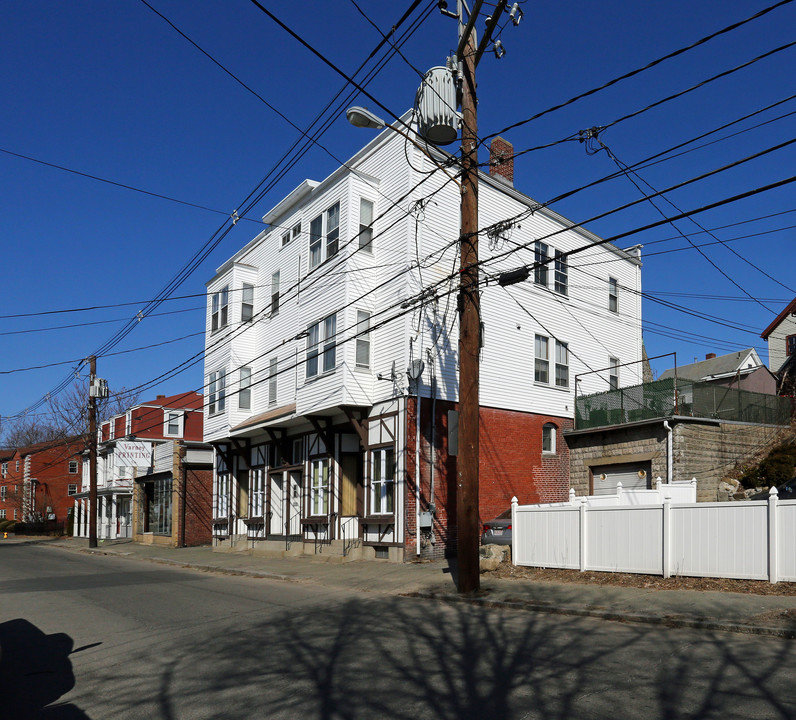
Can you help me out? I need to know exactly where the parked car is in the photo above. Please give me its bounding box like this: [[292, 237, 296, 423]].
[[481, 509, 511, 546], [750, 478, 796, 501]]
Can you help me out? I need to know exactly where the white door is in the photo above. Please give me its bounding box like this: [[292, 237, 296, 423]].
[[270, 472, 284, 536], [287, 471, 302, 537]]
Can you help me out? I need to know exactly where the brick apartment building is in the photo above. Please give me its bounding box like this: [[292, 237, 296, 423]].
[[0, 438, 83, 526]]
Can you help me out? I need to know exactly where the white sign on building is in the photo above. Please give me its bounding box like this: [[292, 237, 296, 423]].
[[114, 441, 152, 469]]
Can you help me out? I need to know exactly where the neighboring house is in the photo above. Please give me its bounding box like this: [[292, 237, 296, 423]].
[[761, 298, 796, 396], [203, 123, 643, 561], [658, 348, 777, 395], [72, 392, 213, 546], [0, 439, 83, 525], [567, 352, 791, 501]]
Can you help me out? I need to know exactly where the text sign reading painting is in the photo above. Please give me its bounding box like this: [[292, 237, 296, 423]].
[[114, 441, 152, 468]]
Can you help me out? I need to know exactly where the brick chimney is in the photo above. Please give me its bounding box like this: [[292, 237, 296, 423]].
[[489, 136, 514, 186], [156, 394, 166, 400], [705, 353, 716, 360]]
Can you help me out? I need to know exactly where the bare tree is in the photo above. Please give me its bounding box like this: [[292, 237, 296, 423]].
[[1, 381, 142, 449]]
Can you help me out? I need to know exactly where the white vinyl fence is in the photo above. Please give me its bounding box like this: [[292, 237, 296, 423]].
[[511, 486, 796, 583]]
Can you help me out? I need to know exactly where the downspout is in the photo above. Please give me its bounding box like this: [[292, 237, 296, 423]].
[[415, 389, 422, 556], [662, 420, 673, 484]]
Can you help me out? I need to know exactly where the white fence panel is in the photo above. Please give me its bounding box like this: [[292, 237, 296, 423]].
[[514, 506, 580, 569], [670, 502, 768, 580], [586, 506, 662, 574], [777, 501, 796, 582], [511, 488, 793, 583]]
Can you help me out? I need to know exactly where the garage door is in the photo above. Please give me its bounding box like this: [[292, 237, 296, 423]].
[[592, 462, 652, 495]]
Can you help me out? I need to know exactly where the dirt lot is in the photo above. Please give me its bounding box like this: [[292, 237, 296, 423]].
[[486, 562, 796, 596]]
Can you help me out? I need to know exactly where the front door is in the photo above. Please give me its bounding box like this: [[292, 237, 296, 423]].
[[117, 497, 131, 538], [287, 470, 302, 537], [269, 471, 285, 536]]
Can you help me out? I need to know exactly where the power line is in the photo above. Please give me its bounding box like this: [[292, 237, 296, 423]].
[[484, 0, 795, 140]]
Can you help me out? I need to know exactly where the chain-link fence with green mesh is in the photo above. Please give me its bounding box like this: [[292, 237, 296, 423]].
[[575, 377, 791, 429]]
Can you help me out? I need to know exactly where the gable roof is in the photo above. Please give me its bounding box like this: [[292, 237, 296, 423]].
[[659, 348, 762, 382], [761, 297, 796, 340]]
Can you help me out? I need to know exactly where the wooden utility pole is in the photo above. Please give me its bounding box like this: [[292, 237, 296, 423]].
[[88, 355, 98, 548], [454, 0, 507, 594], [456, 17, 480, 594]]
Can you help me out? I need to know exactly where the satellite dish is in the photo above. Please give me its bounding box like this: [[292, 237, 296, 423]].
[[407, 359, 425, 380]]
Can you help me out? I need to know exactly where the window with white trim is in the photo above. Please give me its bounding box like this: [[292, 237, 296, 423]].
[[554, 250, 568, 295], [306, 313, 337, 379], [209, 369, 226, 414], [68, 460, 79, 474], [370, 447, 394, 515], [609, 357, 620, 389], [211, 286, 229, 331], [359, 198, 374, 253], [309, 458, 329, 516], [215, 471, 230, 517], [239, 367, 252, 410], [241, 283, 254, 322], [0, 486, 6, 501], [534, 241, 549, 286], [555, 341, 569, 388], [0, 510, 5, 520], [268, 357, 278, 406], [15, 460, 19, 472], [68, 484, 77, 496], [608, 277, 618, 313], [270, 271, 280, 315], [1, 463, 7, 478], [355, 310, 371, 368], [542, 423, 557, 454], [534, 335, 549, 383], [309, 202, 340, 269]]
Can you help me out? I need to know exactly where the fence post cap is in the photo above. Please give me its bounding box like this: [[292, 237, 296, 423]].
[[769, 486, 779, 497], [691, 478, 697, 486], [656, 478, 662, 490], [511, 496, 518, 506], [569, 488, 576, 501]]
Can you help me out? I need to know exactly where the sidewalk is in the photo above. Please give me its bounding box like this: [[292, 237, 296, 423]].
[[13, 536, 796, 639]]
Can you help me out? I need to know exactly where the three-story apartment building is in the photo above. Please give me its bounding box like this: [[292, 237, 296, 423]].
[[204, 122, 643, 561]]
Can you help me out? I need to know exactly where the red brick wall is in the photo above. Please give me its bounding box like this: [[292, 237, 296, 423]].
[[405, 398, 571, 559], [27, 443, 83, 523], [181, 467, 213, 546]]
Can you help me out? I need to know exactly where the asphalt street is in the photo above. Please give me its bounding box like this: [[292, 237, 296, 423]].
[[2, 543, 796, 719]]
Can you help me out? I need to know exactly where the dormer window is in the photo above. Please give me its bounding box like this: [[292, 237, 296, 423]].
[[165, 411, 183, 437]]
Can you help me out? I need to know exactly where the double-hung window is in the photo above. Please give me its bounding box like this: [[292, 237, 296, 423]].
[[211, 286, 229, 331], [609, 357, 620, 389], [270, 271, 280, 315], [608, 277, 618, 313], [241, 283, 254, 322], [309, 202, 341, 269], [534, 335, 549, 383], [555, 341, 569, 388], [68, 484, 77, 496], [356, 310, 371, 368], [307, 313, 338, 378], [309, 215, 323, 268], [370, 448, 394, 515], [534, 242, 549, 286], [209, 369, 226, 414], [0, 486, 6, 501], [310, 458, 329, 516], [239, 367, 252, 410], [165, 411, 181, 436], [268, 357, 278, 406], [554, 250, 568, 295], [542, 424, 557, 454], [282, 222, 301, 247], [786, 334, 796, 356], [68, 460, 79, 474], [359, 198, 374, 253], [326, 202, 340, 259]]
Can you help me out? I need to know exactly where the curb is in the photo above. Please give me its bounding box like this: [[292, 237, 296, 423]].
[[411, 592, 796, 640]]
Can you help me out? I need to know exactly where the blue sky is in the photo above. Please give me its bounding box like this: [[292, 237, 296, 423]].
[[1, 0, 794, 423]]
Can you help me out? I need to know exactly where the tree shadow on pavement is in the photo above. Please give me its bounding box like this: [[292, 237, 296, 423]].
[[77, 591, 796, 719], [0, 619, 93, 719]]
